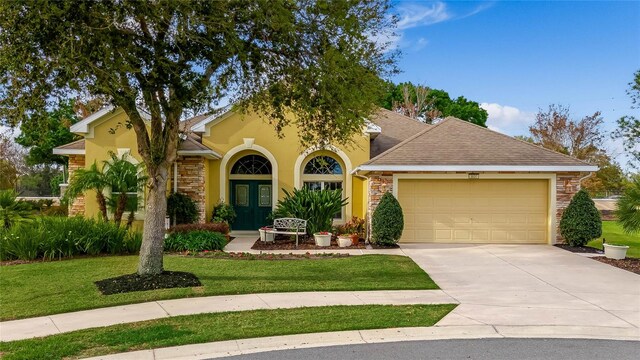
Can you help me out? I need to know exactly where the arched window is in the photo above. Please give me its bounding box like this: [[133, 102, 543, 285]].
[[231, 155, 272, 175], [302, 155, 344, 219]]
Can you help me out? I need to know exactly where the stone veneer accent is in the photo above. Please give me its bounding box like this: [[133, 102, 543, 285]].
[[555, 172, 582, 243], [176, 156, 206, 223], [366, 172, 584, 244], [67, 154, 85, 216]]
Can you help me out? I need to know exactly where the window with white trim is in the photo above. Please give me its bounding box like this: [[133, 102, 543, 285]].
[[302, 155, 344, 219]]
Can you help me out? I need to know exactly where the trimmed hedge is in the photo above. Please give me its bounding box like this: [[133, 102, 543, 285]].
[[168, 222, 230, 236], [164, 231, 227, 252], [167, 192, 199, 226], [371, 192, 404, 246], [560, 189, 602, 247], [0, 217, 141, 261]]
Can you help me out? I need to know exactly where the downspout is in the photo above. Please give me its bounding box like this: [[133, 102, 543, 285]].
[[173, 161, 178, 193]]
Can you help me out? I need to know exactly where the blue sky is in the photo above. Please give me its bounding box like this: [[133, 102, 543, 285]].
[[388, 0, 639, 165]]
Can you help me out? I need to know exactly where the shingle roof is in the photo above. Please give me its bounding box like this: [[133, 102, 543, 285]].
[[180, 114, 211, 131], [363, 117, 595, 169], [369, 108, 430, 157], [55, 139, 85, 150]]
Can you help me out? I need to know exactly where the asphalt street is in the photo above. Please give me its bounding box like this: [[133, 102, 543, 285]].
[[222, 338, 640, 360]]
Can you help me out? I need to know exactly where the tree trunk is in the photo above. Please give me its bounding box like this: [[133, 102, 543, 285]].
[[114, 191, 128, 226], [137, 165, 168, 275], [96, 191, 109, 222]]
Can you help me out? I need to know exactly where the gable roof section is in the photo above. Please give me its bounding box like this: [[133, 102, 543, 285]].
[[369, 108, 430, 158], [53, 139, 85, 155], [70, 106, 151, 135], [358, 117, 597, 172]]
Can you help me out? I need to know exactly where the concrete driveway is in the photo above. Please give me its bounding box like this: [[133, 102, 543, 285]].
[[402, 244, 640, 337]]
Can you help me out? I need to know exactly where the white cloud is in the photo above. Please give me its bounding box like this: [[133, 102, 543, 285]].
[[396, 2, 451, 30], [480, 102, 535, 136]]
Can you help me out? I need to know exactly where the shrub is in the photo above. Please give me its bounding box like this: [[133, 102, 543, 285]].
[[560, 189, 602, 247], [168, 222, 230, 235], [211, 201, 237, 225], [333, 216, 365, 237], [271, 188, 348, 235], [0, 216, 141, 261], [371, 192, 404, 246], [164, 231, 227, 252], [0, 190, 33, 229], [167, 192, 199, 226], [616, 178, 640, 234]]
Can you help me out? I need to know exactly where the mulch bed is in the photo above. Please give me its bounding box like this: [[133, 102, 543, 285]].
[[95, 271, 202, 295], [251, 236, 366, 250], [370, 243, 400, 249], [554, 244, 603, 254], [191, 251, 350, 260], [592, 257, 640, 275]]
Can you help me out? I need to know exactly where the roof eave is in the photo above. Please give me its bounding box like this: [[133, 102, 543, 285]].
[[354, 165, 599, 174], [70, 106, 151, 134], [52, 148, 86, 155], [177, 150, 221, 160]]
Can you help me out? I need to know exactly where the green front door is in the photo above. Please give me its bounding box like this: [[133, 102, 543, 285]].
[[230, 180, 272, 230]]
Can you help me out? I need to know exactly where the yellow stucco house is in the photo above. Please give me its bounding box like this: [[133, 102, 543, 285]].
[[54, 107, 596, 244]]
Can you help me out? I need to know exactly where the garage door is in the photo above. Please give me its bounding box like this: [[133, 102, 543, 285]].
[[397, 179, 548, 244]]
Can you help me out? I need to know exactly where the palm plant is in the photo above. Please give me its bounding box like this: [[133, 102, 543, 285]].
[[272, 188, 348, 235], [64, 162, 109, 221], [616, 178, 640, 234], [0, 190, 33, 229], [102, 151, 147, 227]]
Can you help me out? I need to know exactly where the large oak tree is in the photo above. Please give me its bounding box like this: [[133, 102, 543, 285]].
[[0, 0, 396, 274]]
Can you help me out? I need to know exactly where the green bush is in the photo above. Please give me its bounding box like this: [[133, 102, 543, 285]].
[[615, 178, 640, 234], [164, 231, 227, 252], [271, 188, 348, 235], [0, 216, 142, 261], [211, 201, 237, 225], [560, 189, 602, 247], [371, 192, 404, 246], [0, 190, 33, 229], [168, 222, 230, 235], [167, 192, 199, 226]]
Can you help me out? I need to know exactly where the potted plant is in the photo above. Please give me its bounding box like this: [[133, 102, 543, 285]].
[[603, 242, 629, 260], [259, 226, 273, 242], [337, 233, 352, 247], [314, 231, 332, 246]]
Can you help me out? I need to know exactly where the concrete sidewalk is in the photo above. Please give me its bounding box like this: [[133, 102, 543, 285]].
[[0, 290, 455, 342], [84, 325, 640, 360]]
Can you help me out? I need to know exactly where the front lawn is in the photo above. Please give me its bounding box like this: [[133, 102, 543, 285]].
[[0, 254, 436, 320], [0, 304, 456, 360], [587, 221, 640, 258]]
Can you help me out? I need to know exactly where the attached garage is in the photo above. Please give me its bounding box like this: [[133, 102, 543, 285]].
[[396, 178, 549, 244], [356, 117, 598, 245]]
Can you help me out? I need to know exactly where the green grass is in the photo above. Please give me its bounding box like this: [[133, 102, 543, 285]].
[[587, 221, 640, 258], [0, 254, 436, 320], [0, 304, 456, 360]]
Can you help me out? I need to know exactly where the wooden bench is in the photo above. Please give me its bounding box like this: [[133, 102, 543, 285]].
[[266, 218, 307, 247]]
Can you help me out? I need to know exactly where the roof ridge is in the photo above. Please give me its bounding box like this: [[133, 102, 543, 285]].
[[364, 117, 445, 165], [376, 108, 429, 125], [443, 116, 594, 166]]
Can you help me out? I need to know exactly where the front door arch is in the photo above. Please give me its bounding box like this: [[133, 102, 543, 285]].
[[228, 154, 273, 230]]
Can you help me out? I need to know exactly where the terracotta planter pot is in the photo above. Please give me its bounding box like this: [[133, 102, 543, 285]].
[[350, 234, 359, 246]]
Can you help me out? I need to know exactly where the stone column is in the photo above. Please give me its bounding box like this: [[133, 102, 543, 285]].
[[68, 154, 86, 216], [555, 172, 582, 243], [176, 156, 206, 223]]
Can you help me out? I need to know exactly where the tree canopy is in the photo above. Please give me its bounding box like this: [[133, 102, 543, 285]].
[[0, 0, 397, 275], [614, 70, 640, 168], [378, 81, 488, 126]]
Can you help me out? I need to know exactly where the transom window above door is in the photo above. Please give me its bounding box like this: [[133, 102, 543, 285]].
[[231, 155, 272, 175]]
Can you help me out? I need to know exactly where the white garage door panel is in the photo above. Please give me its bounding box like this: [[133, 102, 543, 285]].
[[397, 179, 549, 244]]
